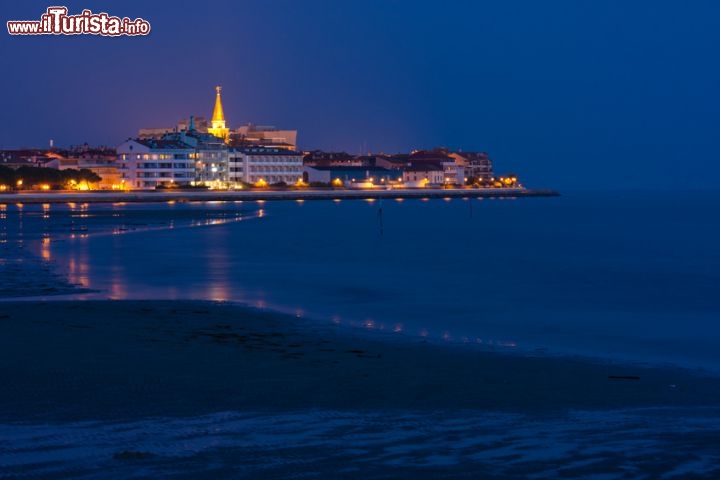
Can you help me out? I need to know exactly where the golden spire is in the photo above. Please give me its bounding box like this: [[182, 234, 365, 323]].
[[208, 85, 230, 142], [212, 85, 225, 123]]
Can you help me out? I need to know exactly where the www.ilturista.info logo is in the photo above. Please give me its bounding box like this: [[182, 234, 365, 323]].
[[7, 7, 150, 36]]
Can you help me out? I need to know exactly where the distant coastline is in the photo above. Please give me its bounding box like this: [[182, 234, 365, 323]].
[[0, 187, 559, 204]]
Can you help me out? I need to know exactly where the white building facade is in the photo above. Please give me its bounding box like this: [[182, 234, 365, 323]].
[[442, 161, 465, 185], [402, 165, 445, 187], [117, 139, 195, 189], [229, 147, 304, 185]]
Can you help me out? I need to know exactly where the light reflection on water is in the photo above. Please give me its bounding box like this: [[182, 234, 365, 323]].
[[2, 194, 720, 370]]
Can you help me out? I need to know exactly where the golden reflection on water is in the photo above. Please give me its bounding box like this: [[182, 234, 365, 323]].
[[66, 244, 90, 288], [108, 262, 127, 299], [1, 201, 523, 351], [205, 225, 230, 302], [40, 237, 51, 261]]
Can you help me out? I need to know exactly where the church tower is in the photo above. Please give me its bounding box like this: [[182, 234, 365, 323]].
[[208, 85, 230, 142]]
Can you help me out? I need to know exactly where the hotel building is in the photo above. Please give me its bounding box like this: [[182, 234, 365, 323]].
[[229, 147, 304, 185], [116, 139, 196, 189]]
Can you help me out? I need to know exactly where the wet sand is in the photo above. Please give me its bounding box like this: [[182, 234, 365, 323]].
[[3, 300, 720, 478], [1, 300, 718, 423]]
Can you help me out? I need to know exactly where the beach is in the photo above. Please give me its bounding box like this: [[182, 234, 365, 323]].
[[2, 300, 720, 478], [5, 299, 719, 420]]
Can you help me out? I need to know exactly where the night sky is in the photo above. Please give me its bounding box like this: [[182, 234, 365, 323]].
[[1, 1, 718, 189]]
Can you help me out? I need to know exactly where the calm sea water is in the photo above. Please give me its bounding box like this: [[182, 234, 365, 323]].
[[2, 190, 719, 370]]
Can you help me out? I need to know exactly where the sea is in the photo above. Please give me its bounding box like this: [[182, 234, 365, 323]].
[[1, 190, 719, 478], [3, 190, 719, 370]]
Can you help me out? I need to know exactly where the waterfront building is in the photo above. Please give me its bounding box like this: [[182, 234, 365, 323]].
[[56, 144, 121, 189], [229, 147, 304, 186], [442, 161, 465, 185], [375, 154, 410, 171], [116, 139, 195, 189], [161, 122, 229, 185], [303, 152, 402, 170], [449, 151, 493, 181], [407, 149, 474, 185], [302, 151, 356, 167], [402, 163, 445, 187], [303, 166, 399, 186]]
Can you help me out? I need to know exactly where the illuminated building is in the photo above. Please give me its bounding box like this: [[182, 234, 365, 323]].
[[57, 144, 121, 189], [162, 119, 229, 185], [229, 147, 304, 185], [449, 151, 493, 181], [402, 164, 445, 187], [207, 85, 230, 141], [441, 161, 465, 185], [116, 139, 195, 189], [302, 166, 397, 186], [407, 149, 467, 185]]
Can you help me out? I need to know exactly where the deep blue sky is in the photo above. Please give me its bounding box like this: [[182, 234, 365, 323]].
[[1, 1, 719, 189]]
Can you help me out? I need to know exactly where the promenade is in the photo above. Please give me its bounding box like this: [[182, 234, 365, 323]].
[[0, 187, 558, 204]]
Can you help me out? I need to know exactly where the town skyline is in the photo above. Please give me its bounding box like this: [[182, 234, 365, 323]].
[[2, 1, 720, 190]]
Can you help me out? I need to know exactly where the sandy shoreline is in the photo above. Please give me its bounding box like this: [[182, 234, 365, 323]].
[[4, 300, 720, 478], [1, 299, 718, 423]]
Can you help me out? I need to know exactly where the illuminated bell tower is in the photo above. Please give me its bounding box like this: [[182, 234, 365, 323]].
[[208, 85, 230, 142]]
